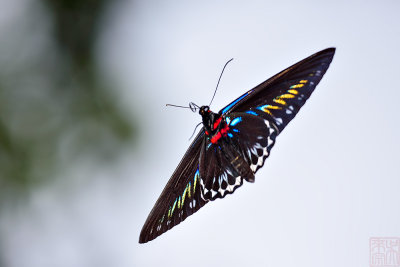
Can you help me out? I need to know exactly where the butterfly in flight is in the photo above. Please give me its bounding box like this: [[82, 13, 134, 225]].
[[139, 48, 335, 243]]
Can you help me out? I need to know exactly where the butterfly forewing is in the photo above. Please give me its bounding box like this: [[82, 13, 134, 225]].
[[220, 48, 335, 133], [139, 131, 208, 243]]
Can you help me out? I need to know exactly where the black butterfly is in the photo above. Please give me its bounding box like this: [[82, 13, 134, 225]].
[[139, 48, 335, 243]]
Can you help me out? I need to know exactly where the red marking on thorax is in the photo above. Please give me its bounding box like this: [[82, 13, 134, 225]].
[[213, 117, 222, 130], [210, 123, 230, 144], [210, 132, 221, 144]]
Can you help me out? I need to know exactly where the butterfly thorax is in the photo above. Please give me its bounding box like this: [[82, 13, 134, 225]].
[[199, 105, 229, 144]]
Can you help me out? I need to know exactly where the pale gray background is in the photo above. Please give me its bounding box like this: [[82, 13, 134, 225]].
[[1, 1, 399, 267]]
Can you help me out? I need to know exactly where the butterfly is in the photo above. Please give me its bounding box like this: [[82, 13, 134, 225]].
[[139, 48, 335, 243]]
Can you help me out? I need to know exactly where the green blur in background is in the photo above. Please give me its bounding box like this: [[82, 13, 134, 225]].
[[0, 0, 135, 205]]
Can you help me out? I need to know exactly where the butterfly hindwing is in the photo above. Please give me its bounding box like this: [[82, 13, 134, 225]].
[[198, 112, 278, 200], [224, 113, 278, 173], [199, 136, 245, 200], [139, 131, 208, 243]]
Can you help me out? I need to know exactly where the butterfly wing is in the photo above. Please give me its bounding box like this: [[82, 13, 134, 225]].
[[201, 48, 335, 197], [199, 113, 277, 199], [220, 47, 335, 133], [139, 130, 208, 243], [224, 113, 279, 174]]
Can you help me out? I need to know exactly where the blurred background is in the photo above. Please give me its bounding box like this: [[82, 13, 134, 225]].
[[0, 1, 399, 266]]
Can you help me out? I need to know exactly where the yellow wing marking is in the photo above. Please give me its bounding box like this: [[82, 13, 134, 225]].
[[262, 109, 272, 115], [183, 181, 193, 206], [265, 105, 281, 109], [177, 196, 182, 209], [273, 98, 286, 105], [171, 198, 177, 215], [290, 84, 304, 89], [258, 105, 281, 115], [277, 93, 295, 99], [193, 173, 198, 194]]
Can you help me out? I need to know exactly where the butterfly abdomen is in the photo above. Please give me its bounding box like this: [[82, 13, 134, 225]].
[[230, 155, 255, 182]]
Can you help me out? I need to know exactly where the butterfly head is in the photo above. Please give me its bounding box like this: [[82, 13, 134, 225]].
[[199, 105, 211, 116]]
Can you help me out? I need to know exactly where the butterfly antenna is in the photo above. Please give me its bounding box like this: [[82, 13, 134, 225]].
[[166, 102, 200, 112], [166, 104, 190, 109], [209, 58, 234, 106], [189, 122, 203, 141]]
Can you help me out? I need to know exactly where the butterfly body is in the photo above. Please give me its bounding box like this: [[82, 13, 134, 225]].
[[139, 48, 336, 243], [199, 105, 223, 139]]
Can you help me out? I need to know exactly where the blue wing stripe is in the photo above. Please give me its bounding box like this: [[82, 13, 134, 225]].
[[221, 90, 253, 114]]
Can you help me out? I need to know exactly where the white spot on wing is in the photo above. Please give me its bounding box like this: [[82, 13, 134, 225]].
[[249, 120, 276, 172]]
